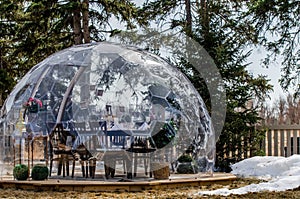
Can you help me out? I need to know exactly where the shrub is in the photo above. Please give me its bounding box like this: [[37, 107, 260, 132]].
[[177, 154, 193, 163], [13, 164, 29, 180], [31, 164, 49, 180], [176, 162, 196, 174], [253, 150, 266, 156], [176, 154, 197, 174]]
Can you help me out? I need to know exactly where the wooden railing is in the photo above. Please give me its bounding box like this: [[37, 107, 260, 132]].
[[263, 125, 300, 157]]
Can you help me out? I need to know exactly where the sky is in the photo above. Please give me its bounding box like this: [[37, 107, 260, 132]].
[[197, 155, 300, 196], [247, 47, 291, 105]]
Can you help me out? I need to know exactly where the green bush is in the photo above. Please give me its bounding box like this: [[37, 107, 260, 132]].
[[176, 162, 196, 174], [253, 150, 266, 156], [176, 154, 197, 174], [177, 154, 193, 163], [13, 164, 29, 180], [31, 164, 49, 180]]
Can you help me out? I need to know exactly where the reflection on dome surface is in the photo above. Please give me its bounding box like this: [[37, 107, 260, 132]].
[[0, 42, 215, 179]]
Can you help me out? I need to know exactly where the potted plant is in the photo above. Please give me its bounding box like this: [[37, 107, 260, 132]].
[[31, 164, 49, 180], [23, 97, 43, 113], [176, 154, 197, 174], [13, 164, 29, 180]]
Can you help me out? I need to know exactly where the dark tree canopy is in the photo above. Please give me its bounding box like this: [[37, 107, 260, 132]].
[[245, 0, 300, 96]]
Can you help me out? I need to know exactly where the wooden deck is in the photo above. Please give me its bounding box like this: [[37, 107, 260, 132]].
[[0, 173, 236, 192]]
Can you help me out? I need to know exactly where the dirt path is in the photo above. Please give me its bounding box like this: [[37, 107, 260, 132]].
[[1, 178, 299, 199]]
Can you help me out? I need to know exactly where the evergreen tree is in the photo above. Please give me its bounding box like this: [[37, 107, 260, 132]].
[[246, 0, 300, 96], [0, 0, 22, 105], [0, 0, 142, 96], [138, 0, 273, 170]]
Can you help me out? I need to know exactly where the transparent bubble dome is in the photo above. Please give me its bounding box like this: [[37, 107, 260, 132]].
[[0, 42, 215, 178]]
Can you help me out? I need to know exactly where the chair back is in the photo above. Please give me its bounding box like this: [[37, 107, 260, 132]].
[[73, 122, 86, 134], [106, 130, 130, 149], [99, 121, 107, 133], [111, 134, 126, 148], [49, 123, 75, 150], [89, 121, 103, 132]]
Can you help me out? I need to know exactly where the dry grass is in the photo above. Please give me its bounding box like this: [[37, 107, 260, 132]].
[[1, 178, 300, 198]]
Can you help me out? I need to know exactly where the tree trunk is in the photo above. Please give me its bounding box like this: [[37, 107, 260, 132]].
[[82, 0, 90, 43], [200, 0, 209, 40], [185, 0, 192, 37], [73, 0, 82, 45]]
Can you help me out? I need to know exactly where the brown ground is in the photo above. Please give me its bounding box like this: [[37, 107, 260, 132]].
[[1, 178, 300, 199]]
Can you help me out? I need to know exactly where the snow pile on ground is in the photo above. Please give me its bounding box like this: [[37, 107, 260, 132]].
[[198, 155, 300, 196]]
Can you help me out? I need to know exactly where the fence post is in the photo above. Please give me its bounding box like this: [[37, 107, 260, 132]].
[[267, 130, 272, 156], [274, 129, 278, 156], [293, 130, 298, 155], [287, 130, 291, 156], [280, 129, 285, 156]]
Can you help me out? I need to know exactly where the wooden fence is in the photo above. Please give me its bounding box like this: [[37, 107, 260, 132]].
[[263, 125, 300, 157]]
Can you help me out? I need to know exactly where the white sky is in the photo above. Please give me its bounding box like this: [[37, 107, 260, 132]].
[[197, 155, 300, 196], [247, 47, 288, 105]]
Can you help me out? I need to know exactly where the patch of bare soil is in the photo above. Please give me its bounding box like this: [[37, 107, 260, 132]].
[[1, 178, 299, 199]]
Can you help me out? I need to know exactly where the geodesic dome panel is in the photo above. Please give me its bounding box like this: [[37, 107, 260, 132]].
[[0, 42, 215, 177]]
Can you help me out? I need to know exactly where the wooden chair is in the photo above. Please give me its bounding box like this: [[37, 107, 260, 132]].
[[48, 123, 77, 178], [74, 144, 96, 178], [71, 121, 106, 178], [129, 138, 155, 178], [101, 121, 130, 178], [127, 121, 161, 178], [70, 121, 95, 178], [89, 121, 105, 149]]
